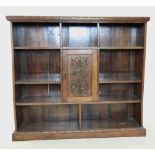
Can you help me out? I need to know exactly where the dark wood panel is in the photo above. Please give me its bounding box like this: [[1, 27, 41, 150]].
[[15, 50, 60, 81], [15, 84, 61, 102], [81, 103, 142, 130], [82, 104, 109, 120], [16, 105, 79, 130], [49, 51, 60, 73], [82, 119, 139, 130], [62, 24, 97, 47], [99, 50, 143, 81], [15, 51, 48, 80], [100, 50, 133, 73], [82, 104, 129, 121], [99, 24, 144, 47], [13, 23, 60, 47], [111, 52, 131, 72], [16, 107, 23, 129], [99, 83, 141, 97], [132, 103, 141, 125]]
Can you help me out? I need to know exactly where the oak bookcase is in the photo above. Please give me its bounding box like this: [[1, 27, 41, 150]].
[[6, 16, 150, 141]]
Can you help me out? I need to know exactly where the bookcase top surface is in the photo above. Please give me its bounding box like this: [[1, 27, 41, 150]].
[[6, 16, 150, 23]]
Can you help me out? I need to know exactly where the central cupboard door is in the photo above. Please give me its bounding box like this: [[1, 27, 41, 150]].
[[62, 50, 98, 102]]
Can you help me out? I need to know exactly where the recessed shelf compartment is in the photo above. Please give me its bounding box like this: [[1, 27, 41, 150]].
[[13, 23, 60, 47], [99, 23, 144, 47], [62, 23, 98, 47], [15, 50, 60, 83], [99, 83, 141, 102], [82, 119, 139, 130], [16, 105, 79, 132], [81, 104, 141, 130], [99, 50, 143, 83], [16, 84, 61, 104]]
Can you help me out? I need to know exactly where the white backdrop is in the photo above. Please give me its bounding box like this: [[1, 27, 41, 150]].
[[0, 6, 154, 148]]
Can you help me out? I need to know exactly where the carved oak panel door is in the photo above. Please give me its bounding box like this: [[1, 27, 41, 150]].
[[62, 50, 98, 102]]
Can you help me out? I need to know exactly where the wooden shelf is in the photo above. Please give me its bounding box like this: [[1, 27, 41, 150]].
[[13, 127, 146, 141], [99, 47, 144, 50], [14, 46, 144, 50], [6, 16, 150, 23], [16, 96, 140, 106], [15, 73, 61, 84], [14, 47, 61, 50], [16, 102, 61, 106], [99, 73, 141, 83], [62, 47, 98, 50]]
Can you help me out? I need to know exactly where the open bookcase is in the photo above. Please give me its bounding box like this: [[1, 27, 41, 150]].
[[7, 16, 150, 141]]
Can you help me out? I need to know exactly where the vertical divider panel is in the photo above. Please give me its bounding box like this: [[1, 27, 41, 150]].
[[60, 23, 62, 47], [92, 50, 98, 101], [97, 23, 100, 101], [97, 23, 101, 101], [48, 50, 50, 97], [62, 50, 67, 102], [60, 22, 63, 101], [140, 23, 147, 126], [79, 104, 82, 129], [60, 51, 63, 102], [97, 23, 100, 47], [11, 22, 18, 130], [97, 23, 100, 99]]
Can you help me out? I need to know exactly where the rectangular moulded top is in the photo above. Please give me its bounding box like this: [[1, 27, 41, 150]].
[[6, 16, 150, 23]]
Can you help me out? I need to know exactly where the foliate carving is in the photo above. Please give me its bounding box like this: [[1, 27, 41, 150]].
[[69, 56, 91, 97]]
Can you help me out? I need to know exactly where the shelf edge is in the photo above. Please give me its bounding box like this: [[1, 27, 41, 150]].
[[12, 127, 146, 141], [16, 100, 141, 106]]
